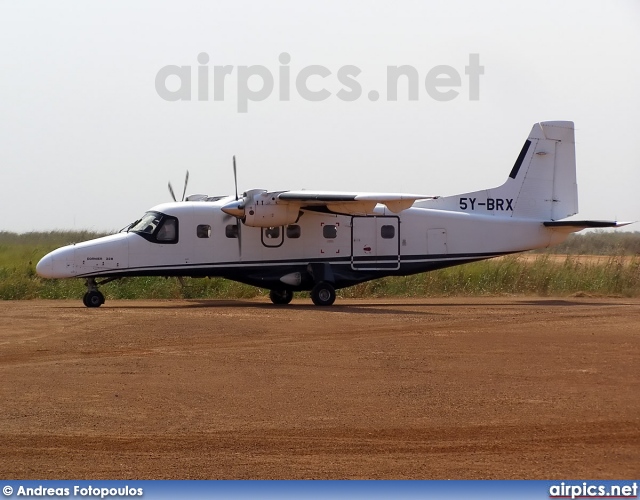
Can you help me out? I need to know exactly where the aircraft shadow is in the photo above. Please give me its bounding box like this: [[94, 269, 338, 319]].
[[59, 299, 439, 316], [168, 300, 441, 317], [57, 298, 629, 313]]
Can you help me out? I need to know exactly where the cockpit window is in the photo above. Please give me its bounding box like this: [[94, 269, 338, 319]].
[[130, 213, 162, 234], [129, 211, 179, 244], [157, 218, 177, 241]]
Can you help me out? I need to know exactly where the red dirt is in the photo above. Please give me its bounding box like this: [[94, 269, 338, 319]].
[[1, 297, 638, 479]]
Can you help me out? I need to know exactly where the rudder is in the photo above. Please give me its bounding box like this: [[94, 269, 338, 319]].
[[421, 121, 579, 221], [507, 121, 578, 220]]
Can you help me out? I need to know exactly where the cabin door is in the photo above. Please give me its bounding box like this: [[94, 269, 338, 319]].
[[351, 216, 400, 271]]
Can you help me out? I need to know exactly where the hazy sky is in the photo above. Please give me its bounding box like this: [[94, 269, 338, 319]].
[[1, 0, 639, 233]]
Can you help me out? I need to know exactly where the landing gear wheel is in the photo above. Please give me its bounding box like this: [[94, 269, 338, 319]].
[[269, 289, 293, 305], [83, 290, 105, 308], [311, 282, 336, 306]]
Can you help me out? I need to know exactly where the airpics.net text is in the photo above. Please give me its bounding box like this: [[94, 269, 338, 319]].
[[155, 52, 484, 112]]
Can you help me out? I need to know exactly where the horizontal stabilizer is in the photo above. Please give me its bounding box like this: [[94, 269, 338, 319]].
[[543, 220, 633, 229]]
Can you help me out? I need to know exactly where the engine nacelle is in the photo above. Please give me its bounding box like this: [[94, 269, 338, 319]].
[[243, 191, 300, 227]]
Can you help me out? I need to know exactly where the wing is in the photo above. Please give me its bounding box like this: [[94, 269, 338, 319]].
[[277, 191, 438, 215]]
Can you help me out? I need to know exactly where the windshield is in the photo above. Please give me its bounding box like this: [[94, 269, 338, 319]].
[[129, 212, 163, 234]]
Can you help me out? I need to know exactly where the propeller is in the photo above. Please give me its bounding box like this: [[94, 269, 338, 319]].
[[168, 170, 190, 202], [233, 155, 239, 201], [181, 170, 189, 202], [232, 156, 242, 257], [236, 217, 242, 257], [219, 156, 245, 257]]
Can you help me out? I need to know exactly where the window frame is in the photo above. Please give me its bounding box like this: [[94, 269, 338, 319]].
[[261, 226, 284, 248], [197, 224, 212, 239], [155, 217, 179, 244], [380, 224, 396, 239], [322, 224, 337, 239], [225, 224, 239, 238], [286, 224, 301, 239], [130, 211, 179, 244]]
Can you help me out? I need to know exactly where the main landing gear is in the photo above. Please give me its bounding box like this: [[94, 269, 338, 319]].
[[268, 282, 336, 306], [310, 281, 336, 306]]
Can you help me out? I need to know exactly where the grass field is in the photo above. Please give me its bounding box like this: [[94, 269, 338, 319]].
[[1, 230, 639, 300]]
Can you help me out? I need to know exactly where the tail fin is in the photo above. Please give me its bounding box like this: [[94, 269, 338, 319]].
[[506, 121, 578, 220], [424, 121, 579, 220]]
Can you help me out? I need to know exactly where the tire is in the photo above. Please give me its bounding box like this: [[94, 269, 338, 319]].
[[269, 289, 293, 305], [84, 291, 104, 308], [311, 282, 336, 306]]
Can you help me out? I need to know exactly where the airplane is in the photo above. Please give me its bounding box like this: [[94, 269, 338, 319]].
[[36, 121, 630, 307]]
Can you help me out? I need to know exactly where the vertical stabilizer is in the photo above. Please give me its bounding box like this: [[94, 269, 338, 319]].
[[422, 121, 579, 220], [509, 121, 578, 220]]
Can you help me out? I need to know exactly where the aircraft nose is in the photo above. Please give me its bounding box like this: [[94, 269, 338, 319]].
[[36, 246, 76, 278], [36, 253, 54, 278]]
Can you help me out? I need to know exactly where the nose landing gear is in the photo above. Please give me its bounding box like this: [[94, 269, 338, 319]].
[[82, 277, 112, 308], [83, 289, 105, 308], [269, 289, 294, 305]]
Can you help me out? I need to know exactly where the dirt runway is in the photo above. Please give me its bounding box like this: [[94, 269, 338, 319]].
[[1, 297, 638, 479]]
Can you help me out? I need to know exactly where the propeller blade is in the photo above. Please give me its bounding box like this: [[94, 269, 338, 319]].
[[168, 182, 177, 202], [233, 155, 238, 201], [181, 170, 189, 201], [236, 219, 242, 257]]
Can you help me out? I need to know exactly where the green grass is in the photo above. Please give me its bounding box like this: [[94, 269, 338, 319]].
[[340, 255, 640, 298], [0, 230, 104, 300], [0, 231, 639, 300], [534, 230, 640, 255]]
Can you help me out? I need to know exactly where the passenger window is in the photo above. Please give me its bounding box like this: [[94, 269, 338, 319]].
[[225, 225, 239, 238], [264, 226, 280, 239], [197, 225, 211, 238], [286, 225, 301, 239], [380, 225, 395, 239], [323, 224, 337, 239], [261, 226, 283, 248], [157, 218, 178, 242]]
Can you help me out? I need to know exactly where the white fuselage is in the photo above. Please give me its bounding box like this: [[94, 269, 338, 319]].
[[36, 196, 564, 284]]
